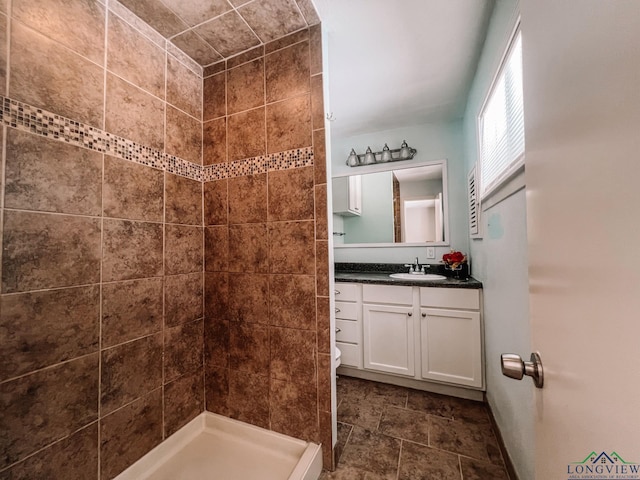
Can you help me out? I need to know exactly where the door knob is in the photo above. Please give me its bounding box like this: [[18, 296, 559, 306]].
[[501, 352, 544, 388]]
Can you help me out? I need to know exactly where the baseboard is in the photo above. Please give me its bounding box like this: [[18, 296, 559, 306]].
[[485, 397, 519, 480], [337, 367, 484, 401]]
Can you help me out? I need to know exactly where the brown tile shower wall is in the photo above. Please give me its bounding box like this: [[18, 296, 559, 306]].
[[0, 2, 204, 479], [202, 25, 334, 469]]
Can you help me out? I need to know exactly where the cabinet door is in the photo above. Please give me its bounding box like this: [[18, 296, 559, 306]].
[[363, 304, 415, 376], [348, 175, 362, 215], [332, 177, 361, 216], [420, 308, 482, 388]]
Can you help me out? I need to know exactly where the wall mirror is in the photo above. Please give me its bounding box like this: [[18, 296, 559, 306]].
[[332, 160, 449, 247]]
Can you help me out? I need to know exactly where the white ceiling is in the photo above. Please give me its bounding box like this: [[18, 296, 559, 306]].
[[313, 0, 494, 139]]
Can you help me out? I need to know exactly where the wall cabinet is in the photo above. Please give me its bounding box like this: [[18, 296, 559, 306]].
[[332, 175, 362, 216], [335, 282, 484, 390]]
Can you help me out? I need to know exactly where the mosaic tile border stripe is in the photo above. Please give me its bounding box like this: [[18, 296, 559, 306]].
[[0, 96, 314, 183], [202, 147, 314, 182]]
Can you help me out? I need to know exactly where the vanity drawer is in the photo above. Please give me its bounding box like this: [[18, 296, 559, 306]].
[[337, 342, 362, 368], [336, 319, 359, 343], [335, 301, 358, 320], [420, 287, 480, 310], [363, 284, 413, 305], [334, 283, 359, 302]]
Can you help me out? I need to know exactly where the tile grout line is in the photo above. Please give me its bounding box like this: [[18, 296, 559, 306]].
[[161, 169, 167, 440], [396, 439, 403, 480], [99, 3, 110, 475], [0, 350, 100, 386], [308, 32, 322, 443], [0, 2, 10, 298], [161, 30, 168, 433], [263, 34, 273, 429], [1, 275, 185, 299], [0, 421, 100, 475], [201, 171, 206, 413], [0, 324, 171, 388], [0, 125, 6, 296], [4, 1, 10, 97], [108, 1, 166, 50]]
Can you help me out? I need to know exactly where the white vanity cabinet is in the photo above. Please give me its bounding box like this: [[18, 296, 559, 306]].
[[335, 283, 363, 368], [362, 285, 415, 376], [334, 281, 484, 392], [419, 288, 482, 388]]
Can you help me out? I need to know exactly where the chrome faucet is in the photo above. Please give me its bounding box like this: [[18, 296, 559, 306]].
[[404, 257, 424, 274]]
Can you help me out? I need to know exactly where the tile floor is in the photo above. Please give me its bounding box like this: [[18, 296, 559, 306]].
[[320, 376, 511, 480]]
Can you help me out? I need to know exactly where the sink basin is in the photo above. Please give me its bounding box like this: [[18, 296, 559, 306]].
[[389, 273, 447, 281]]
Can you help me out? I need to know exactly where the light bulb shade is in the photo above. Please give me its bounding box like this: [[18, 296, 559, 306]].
[[380, 143, 392, 162], [363, 146, 376, 164], [346, 148, 359, 166], [400, 140, 412, 159]]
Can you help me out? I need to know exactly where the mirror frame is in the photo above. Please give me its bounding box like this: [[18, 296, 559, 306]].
[[332, 158, 450, 248]]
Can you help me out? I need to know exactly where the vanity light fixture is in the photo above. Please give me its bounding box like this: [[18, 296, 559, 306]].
[[345, 140, 417, 167]]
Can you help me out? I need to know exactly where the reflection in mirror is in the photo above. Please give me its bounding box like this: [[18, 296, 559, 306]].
[[332, 161, 448, 247]]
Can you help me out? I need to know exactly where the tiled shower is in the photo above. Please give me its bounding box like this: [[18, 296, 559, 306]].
[[0, 1, 331, 478]]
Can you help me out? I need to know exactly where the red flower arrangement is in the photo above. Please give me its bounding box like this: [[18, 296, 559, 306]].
[[442, 250, 467, 270]]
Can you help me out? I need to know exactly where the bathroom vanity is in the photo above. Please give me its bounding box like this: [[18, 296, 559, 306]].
[[334, 265, 484, 400]]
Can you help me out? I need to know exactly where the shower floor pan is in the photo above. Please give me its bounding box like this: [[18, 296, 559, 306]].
[[115, 412, 322, 480]]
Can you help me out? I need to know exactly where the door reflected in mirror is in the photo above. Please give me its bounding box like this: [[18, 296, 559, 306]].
[[332, 161, 448, 247]]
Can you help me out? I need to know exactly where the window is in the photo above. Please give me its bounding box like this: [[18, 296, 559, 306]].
[[478, 26, 524, 198]]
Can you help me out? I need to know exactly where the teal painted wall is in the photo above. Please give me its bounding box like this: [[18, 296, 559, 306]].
[[462, 1, 534, 479], [332, 121, 469, 264], [343, 171, 394, 243]]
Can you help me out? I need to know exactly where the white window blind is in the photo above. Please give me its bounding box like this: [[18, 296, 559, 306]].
[[479, 29, 524, 197]]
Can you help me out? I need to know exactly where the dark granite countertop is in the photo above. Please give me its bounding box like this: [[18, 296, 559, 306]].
[[334, 263, 483, 289]]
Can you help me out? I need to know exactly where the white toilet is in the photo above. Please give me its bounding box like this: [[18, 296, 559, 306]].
[[335, 347, 342, 368]]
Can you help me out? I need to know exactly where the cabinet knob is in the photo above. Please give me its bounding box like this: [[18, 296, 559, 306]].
[[335, 327, 341, 333], [407, 312, 412, 317], [422, 313, 426, 317], [334, 290, 340, 295], [335, 308, 341, 313]]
